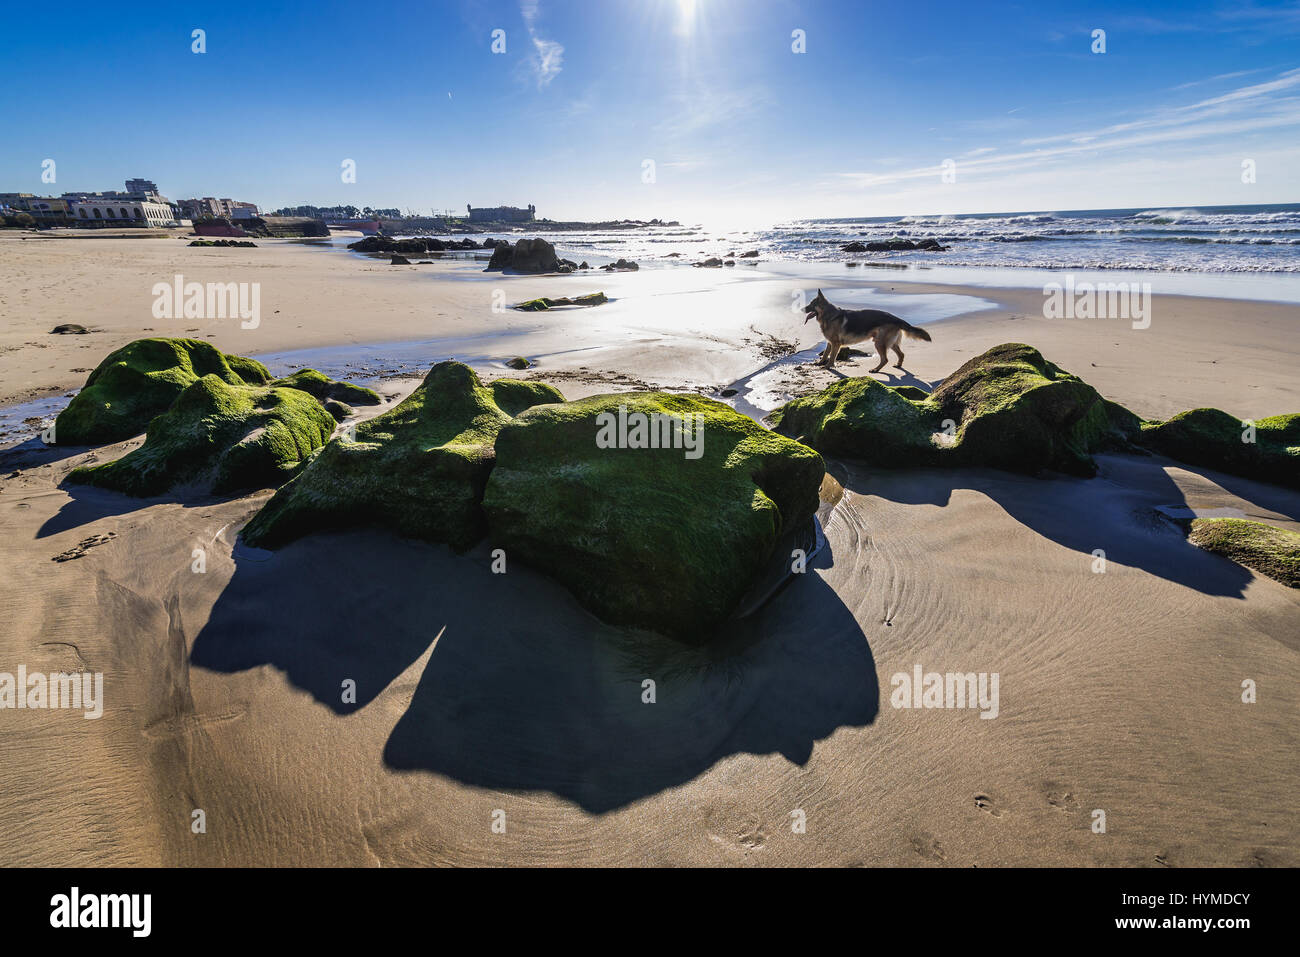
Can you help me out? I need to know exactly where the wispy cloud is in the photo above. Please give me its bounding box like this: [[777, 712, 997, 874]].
[[520, 0, 563, 88]]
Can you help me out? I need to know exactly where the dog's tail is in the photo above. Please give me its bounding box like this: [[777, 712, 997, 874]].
[[901, 321, 932, 342]]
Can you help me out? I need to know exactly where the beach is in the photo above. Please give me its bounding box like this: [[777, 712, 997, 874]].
[[1, 232, 1297, 866]]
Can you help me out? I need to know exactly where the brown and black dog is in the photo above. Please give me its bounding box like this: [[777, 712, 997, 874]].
[[803, 289, 932, 371]]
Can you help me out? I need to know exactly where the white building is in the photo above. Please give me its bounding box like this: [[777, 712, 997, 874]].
[[71, 196, 178, 227]]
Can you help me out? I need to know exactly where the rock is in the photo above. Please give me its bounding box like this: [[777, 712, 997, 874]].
[[1188, 518, 1299, 587], [241, 362, 563, 551], [484, 237, 562, 273], [846, 262, 859, 267], [506, 357, 531, 370], [390, 254, 411, 265], [188, 239, 258, 247], [841, 241, 867, 252], [268, 368, 382, 407], [694, 257, 724, 268], [1138, 408, 1299, 488], [482, 393, 825, 639], [323, 399, 353, 421], [578, 261, 589, 269], [724, 260, 736, 266], [889, 385, 931, 400], [739, 250, 759, 258], [54, 338, 272, 445], [666, 252, 682, 258], [50, 324, 89, 335], [66, 376, 335, 496], [514, 292, 609, 311], [772, 343, 1140, 477]]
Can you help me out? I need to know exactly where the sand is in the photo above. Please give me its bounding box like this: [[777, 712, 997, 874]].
[[0, 234, 1296, 866]]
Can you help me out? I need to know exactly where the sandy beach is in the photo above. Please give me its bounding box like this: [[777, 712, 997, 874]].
[[1, 234, 1296, 867]]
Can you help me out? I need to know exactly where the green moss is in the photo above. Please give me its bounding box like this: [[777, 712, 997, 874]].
[[888, 385, 930, 401], [514, 292, 608, 311], [269, 368, 382, 406], [55, 338, 272, 445], [1139, 409, 1299, 489], [241, 362, 562, 551], [482, 393, 825, 639], [66, 376, 335, 497], [772, 343, 1140, 477], [1188, 518, 1300, 587]]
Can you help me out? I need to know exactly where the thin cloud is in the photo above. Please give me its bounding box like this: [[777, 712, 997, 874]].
[[520, 0, 563, 88]]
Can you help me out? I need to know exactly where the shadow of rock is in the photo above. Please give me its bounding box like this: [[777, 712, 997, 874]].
[[190, 521, 878, 813]]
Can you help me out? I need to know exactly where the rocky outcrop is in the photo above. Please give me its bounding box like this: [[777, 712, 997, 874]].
[[482, 393, 825, 639], [54, 338, 272, 445], [485, 237, 564, 273], [268, 369, 382, 408], [66, 376, 335, 496], [1138, 409, 1299, 489], [514, 292, 608, 311], [772, 343, 1139, 477], [240, 362, 563, 551], [1188, 518, 1299, 587]]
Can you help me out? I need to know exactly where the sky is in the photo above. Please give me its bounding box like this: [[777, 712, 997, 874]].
[[3, 0, 1299, 227]]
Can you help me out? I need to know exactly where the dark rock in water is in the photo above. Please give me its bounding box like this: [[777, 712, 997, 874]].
[[51, 324, 89, 335], [268, 368, 382, 407], [54, 338, 272, 445], [666, 252, 682, 257], [917, 238, 947, 250], [189, 239, 257, 247], [506, 357, 531, 370], [846, 262, 859, 267], [739, 250, 759, 258], [241, 362, 563, 551], [1188, 518, 1300, 587], [515, 292, 609, 311], [724, 260, 736, 266], [720, 388, 738, 398], [1138, 408, 1299, 488], [390, 254, 411, 265], [66, 375, 335, 496], [841, 241, 867, 252], [578, 261, 589, 269], [482, 392, 825, 640], [600, 258, 639, 271], [484, 237, 566, 273], [772, 343, 1141, 477], [694, 257, 724, 268], [417, 260, 434, 264]]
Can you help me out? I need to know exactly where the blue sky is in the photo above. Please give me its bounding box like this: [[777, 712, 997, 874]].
[[4, 0, 1299, 226]]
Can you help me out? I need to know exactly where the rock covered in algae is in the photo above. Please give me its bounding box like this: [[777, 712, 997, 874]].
[[1188, 517, 1299, 587], [482, 392, 826, 639], [66, 375, 336, 496], [54, 337, 272, 444], [241, 362, 563, 550], [1139, 409, 1299, 489], [772, 343, 1139, 477]]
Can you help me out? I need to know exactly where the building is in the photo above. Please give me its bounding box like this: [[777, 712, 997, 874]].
[[467, 204, 535, 223], [70, 195, 177, 227], [125, 178, 159, 197], [0, 193, 73, 224], [177, 197, 259, 220]]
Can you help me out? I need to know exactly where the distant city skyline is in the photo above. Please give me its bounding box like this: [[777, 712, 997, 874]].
[[4, 0, 1299, 228]]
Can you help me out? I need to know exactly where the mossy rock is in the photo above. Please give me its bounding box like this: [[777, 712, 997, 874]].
[[1139, 409, 1299, 489], [514, 292, 608, 311], [241, 362, 563, 551], [66, 376, 335, 497], [482, 393, 825, 639], [323, 399, 354, 421], [888, 385, 930, 401], [505, 357, 531, 370], [269, 368, 382, 407], [55, 338, 271, 445], [772, 343, 1139, 477], [1188, 518, 1299, 587]]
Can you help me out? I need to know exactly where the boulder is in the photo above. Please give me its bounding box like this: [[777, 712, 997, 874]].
[[506, 357, 532, 370], [241, 362, 563, 551], [841, 241, 867, 252], [66, 376, 335, 496], [1137, 408, 1299, 489], [51, 324, 89, 335], [514, 292, 608, 311], [482, 393, 825, 639], [694, 257, 724, 268], [390, 254, 411, 265], [1188, 518, 1299, 587], [772, 343, 1140, 477], [268, 368, 382, 407], [484, 237, 562, 273], [54, 338, 272, 445]]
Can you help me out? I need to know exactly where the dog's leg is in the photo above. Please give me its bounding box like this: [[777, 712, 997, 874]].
[[870, 336, 888, 373], [893, 343, 905, 368], [825, 337, 840, 369]]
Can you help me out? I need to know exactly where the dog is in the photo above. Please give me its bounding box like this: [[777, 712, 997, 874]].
[[803, 289, 932, 371]]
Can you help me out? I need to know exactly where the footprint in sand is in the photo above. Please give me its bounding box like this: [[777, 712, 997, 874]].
[[705, 807, 767, 852], [910, 835, 948, 862], [1043, 783, 1079, 813], [973, 793, 1003, 817]]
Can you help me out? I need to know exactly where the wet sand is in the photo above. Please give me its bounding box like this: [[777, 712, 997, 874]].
[[0, 234, 1297, 866]]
